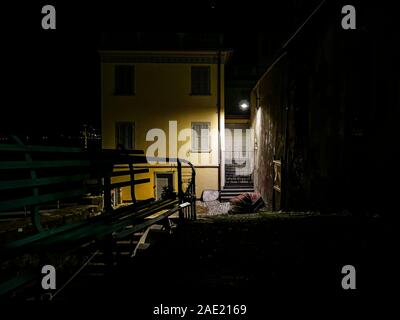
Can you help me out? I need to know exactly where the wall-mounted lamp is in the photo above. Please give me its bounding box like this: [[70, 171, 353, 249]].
[[239, 99, 249, 110]]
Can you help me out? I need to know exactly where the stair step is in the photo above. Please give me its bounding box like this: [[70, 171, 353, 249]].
[[223, 184, 253, 188], [220, 182, 256, 201], [220, 195, 253, 199], [115, 241, 138, 248], [225, 175, 252, 177], [220, 197, 234, 202], [220, 191, 254, 196]]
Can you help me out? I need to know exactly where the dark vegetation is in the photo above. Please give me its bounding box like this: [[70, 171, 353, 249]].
[[56, 212, 396, 307]]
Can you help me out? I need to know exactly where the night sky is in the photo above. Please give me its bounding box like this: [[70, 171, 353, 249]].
[[0, 0, 394, 137]]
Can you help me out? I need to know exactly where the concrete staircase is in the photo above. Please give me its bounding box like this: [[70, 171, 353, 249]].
[[220, 184, 254, 202], [225, 165, 253, 185], [222, 162, 254, 201]]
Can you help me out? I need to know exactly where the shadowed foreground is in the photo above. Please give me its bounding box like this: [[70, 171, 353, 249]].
[[56, 212, 396, 310]]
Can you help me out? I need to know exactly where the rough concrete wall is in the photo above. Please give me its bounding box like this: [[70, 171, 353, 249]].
[[251, 57, 288, 210], [251, 24, 350, 211], [251, 1, 399, 213]]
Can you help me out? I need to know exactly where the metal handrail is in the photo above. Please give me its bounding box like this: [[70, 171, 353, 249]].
[[111, 155, 196, 221]]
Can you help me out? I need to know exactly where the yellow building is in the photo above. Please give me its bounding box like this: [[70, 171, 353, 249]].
[[100, 50, 231, 201]]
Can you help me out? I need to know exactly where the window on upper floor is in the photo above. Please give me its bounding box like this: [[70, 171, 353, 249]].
[[115, 122, 135, 150], [191, 66, 210, 95], [191, 122, 210, 152], [115, 65, 135, 95]]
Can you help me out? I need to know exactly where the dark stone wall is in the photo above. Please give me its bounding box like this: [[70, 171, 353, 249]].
[[251, 1, 399, 213]]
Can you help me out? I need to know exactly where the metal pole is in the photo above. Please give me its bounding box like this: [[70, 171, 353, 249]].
[[217, 49, 222, 195], [177, 159, 184, 223]]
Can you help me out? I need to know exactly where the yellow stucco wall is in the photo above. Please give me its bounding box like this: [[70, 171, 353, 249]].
[[116, 166, 219, 201], [101, 52, 226, 200]]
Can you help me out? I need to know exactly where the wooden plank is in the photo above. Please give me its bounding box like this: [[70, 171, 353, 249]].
[[115, 212, 172, 239], [115, 202, 189, 239], [4, 199, 179, 251], [145, 209, 169, 219], [114, 199, 178, 225], [98, 154, 148, 165], [102, 149, 144, 155], [111, 169, 149, 177], [0, 174, 91, 191], [131, 198, 176, 215], [0, 188, 87, 211], [6, 211, 107, 250], [5, 216, 111, 249], [0, 144, 83, 153], [111, 197, 164, 216], [0, 160, 90, 170], [110, 178, 150, 189], [0, 273, 36, 295], [30, 200, 176, 247], [112, 156, 148, 165]]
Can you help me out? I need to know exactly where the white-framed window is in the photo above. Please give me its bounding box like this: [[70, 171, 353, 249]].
[[191, 122, 210, 152]]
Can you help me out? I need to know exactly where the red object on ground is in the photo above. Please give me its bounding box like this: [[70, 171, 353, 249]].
[[229, 192, 265, 214]]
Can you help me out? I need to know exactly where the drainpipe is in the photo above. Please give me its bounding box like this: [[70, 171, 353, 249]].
[[217, 50, 222, 194]]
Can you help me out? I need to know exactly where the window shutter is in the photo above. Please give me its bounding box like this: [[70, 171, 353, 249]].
[[191, 122, 210, 152], [200, 126, 209, 151]]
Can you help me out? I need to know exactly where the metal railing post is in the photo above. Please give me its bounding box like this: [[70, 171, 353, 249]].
[[177, 159, 184, 223], [192, 172, 196, 220], [103, 173, 112, 213]]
